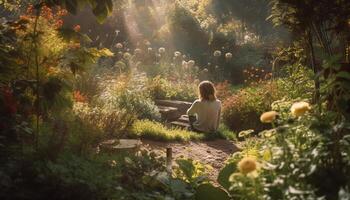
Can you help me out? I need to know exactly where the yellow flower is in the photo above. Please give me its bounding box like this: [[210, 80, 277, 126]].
[[260, 111, 278, 123], [291, 101, 311, 117], [238, 157, 258, 175]]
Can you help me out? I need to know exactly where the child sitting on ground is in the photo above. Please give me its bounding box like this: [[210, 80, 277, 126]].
[[187, 81, 221, 133]]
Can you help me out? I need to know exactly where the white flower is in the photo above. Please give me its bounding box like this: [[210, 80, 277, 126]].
[[123, 52, 131, 60], [115, 43, 123, 49], [187, 60, 195, 67], [174, 51, 181, 57], [182, 61, 188, 69], [134, 48, 142, 55], [225, 52, 232, 59], [214, 50, 221, 57], [144, 40, 151, 46], [158, 47, 165, 54]]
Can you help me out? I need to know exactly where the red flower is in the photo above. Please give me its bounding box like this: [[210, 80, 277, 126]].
[[73, 25, 81, 32], [55, 19, 64, 28], [26, 5, 34, 15]]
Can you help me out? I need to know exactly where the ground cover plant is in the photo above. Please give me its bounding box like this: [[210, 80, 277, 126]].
[[0, 0, 349, 200]]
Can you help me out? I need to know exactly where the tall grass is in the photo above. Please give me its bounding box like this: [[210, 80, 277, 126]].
[[130, 120, 236, 141]]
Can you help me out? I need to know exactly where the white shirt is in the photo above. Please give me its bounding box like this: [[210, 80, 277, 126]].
[[186, 99, 221, 133]]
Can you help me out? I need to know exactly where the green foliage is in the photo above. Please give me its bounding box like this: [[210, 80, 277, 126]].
[[217, 162, 236, 191], [45, 0, 115, 23], [222, 81, 283, 132], [218, 98, 350, 199], [174, 158, 210, 187], [168, 2, 208, 59], [148, 75, 197, 101], [130, 120, 203, 142], [195, 183, 230, 200]]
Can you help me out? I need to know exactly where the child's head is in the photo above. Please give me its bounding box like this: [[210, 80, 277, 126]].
[[198, 81, 217, 101]]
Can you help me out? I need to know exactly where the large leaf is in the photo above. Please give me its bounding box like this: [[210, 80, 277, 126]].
[[195, 184, 230, 200], [217, 162, 236, 190], [176, 159, 195, 180], [336, 72, 350, 80]]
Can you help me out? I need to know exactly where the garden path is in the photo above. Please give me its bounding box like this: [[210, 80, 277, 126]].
[[141, 139, 240, 181]]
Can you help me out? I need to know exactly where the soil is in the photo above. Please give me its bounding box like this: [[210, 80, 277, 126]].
[[141, 139, 241, 181]]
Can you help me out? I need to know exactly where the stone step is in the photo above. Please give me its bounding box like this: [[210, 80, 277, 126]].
[[157, 105, 181, 121], [170, 121, 190, 129], [155, 99, 192, 114], [157, 105, 178, 113], [99, 139, 142, 153], [177, 115, 189, 123]]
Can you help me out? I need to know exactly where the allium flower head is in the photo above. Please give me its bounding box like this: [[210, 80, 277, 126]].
[[214, 50, 221, 57], [134, 48, 142, 55], [238, 157, 258, 174], [260, 111, 278, 123], [174, 51, 181, 57], [291, 102, 311, 117], [115, 43, 123, 49], [225, 52, 233, 59], [188, 60, 195, 67], [182, 61, 188, 69], [144, 40, 151, 46], [158, 47, 165, 54]]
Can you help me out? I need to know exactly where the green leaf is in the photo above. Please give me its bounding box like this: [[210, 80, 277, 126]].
[[217, 163, 236, 190], [195, 184, 230, 200], [336, 72, 350, 80], [169, 179, 191, 195], [176, 159, 195, 180]]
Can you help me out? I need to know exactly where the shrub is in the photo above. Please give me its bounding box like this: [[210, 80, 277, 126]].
[[222, 81, 284, 132], [217, 98, 350, 200], [0, 149, 168, 200], [148, 75, 197, 101], [276, 65, 314, 100], [215, 81, 234, 100], [130, 120, 203, 141]]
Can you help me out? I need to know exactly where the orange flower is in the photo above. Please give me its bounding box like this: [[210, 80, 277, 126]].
[[73, 91, 87, 102], [19, 15, 31, 22]]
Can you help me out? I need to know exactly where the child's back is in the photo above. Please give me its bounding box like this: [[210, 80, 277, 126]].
[[187, 99, 221, 133]]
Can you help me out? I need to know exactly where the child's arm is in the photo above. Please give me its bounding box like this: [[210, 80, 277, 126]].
[[187, 100, 199, 128], [187, 100, 199, 116]]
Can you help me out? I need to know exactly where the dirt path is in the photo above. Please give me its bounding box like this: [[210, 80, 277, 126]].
[[141, 139, 240, 181]]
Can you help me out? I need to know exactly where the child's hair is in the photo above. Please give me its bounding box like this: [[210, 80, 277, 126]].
[[198, 81, 217, 101]]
